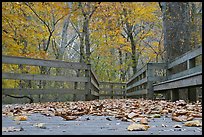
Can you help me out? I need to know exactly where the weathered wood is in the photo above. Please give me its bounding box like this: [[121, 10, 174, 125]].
[[167, 46, 202, 69], [147, 62, 167, 69], [126, 89, 147, 96], [167, 65, 202, 80], [91, 90, 99, 96], [100, 82, 126, 85], [99, 81, 126, 98], [153, 72, 202, 91], [148, 76, 166, 82], [85, 65, 92, 100], [100, 88, 125, 92], [2, 55, 88, 70], [90, 69, 100, 86], [2, 73, 89, 82], [126, 77, 147, 90], [2, 88, 85, 96], [99, 94, 124, 96], [91, 79, 100, 91], [127, 65, 147, 83]]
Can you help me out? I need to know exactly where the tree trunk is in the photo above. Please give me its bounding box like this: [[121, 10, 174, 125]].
[[161, 2, 191, 62]]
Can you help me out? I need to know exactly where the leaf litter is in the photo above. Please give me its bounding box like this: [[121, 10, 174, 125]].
[[2, 99, 202, 131]]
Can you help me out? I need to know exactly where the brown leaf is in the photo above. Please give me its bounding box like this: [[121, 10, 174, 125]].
[[13, 116, 28, 121], [172, 116, 182, 122], [161, 110, 168, 114], [2, 127, 23, 132], [127, 112, 138, 119], [187, 116, 194, 121], [173, 124, 182, 128], [127, 123, 150, 131], [61, 115, 78, 121], [34, 123, 46, 129], [192, 113, 202, 118], [175, 109, 187, 115], [140, 118, 148, 125], [184, 120, 202, 127]]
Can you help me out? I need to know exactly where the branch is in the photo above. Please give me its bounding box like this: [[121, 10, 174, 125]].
[[158, 2, 162, 12], [78, 2, 87, 18], [89, 2, 101, 19], [5, 94, 33, 103], [64, 34, 79, 49], [70, 20, 81, 37], [24, 2, 52, 34]]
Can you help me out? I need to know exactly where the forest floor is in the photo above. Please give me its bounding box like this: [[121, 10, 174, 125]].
[[2, 99, 202, 135]]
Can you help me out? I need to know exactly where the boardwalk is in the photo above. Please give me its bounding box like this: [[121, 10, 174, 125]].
[[2, 113, 202, 135]]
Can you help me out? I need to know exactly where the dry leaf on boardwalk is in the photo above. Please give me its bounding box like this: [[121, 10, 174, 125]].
[[61, 115, 78, 121], [184, 120, 202, 127], [2, 127, 23, 132], [13, 116, 27, 121], [34, 123, 46, 129], [127, 123, 150, 131], [140, 118, 148, 125], [172, 116, 182, 122]]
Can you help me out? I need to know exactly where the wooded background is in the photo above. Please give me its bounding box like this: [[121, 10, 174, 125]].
[[2, 2, 202, 102]]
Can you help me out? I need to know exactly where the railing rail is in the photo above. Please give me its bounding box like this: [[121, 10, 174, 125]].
[[126, 46, 202, 101], [2, 55, 99, 103], [99, 81, 126, 99]]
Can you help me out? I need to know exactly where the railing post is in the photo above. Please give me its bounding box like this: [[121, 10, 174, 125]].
[[147, 63, 154, 99], [85, 64, 92, 101], [110, 84, 113, 99]]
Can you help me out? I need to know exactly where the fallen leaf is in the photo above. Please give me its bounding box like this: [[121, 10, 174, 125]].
[[34, 123, 46, 129], [2, 127, 23, 132], [192, 113, 202, 118], [173, 125, 182, 128], [127, 123, 150, 131], [61, 115, 78, 121], [186, 116, 194, 121], [172, 116, 182, 122], [127, 112, 138, 119], [150, 114, 161, 118], [140, 118, 148, 125], [184, 120, 202, 127], [13, 116, 27, 121], [106, 117, 112, 121]]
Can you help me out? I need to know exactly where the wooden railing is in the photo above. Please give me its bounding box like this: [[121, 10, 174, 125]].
[[154, 46, 202, 91], [126, 63, 166, 99], [2, 55, 99, 103], [126, 46, 202, 101], [99, 82, 126, 99], [2, 46, 202, 103], [153, 46, 202, 102]]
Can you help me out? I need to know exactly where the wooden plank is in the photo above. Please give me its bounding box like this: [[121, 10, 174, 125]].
[[99, 93, 124, 96], [126, 89, 147, 96], [127, 65, 147, 83], [99, 82, 126, 85], [91, 84, 99, 94], [155, 71, 202, 86], [168, 46, 202, 69], [91, 79, 100, 90], [91, 90, 99, 96], [90, 69, 100, 86], [2, 55, 88, 70], [147, 63, 167, 69], [99, 88, 125, 92], [153, 73, 202, 91], [2, 73, 89, 82], [167, 65, 202, 80], [2, 88, 85, 96], [126, 77, 147, 90], [148, 76, 167, 82], [85, 65, 92, 100]]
